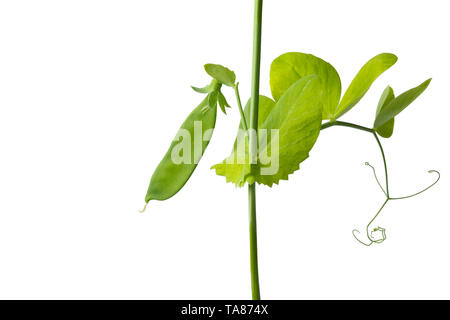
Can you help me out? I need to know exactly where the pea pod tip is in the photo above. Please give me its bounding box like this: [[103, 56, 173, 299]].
[[139, 201, 150, 213]]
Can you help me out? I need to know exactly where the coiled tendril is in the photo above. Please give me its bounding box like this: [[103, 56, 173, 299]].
[[352, 162, 440, 247], [320, 121, 440, 246]]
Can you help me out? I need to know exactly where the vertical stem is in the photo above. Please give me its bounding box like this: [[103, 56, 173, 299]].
[[248, 185, 260, 299], [248, 0, 263, 301]]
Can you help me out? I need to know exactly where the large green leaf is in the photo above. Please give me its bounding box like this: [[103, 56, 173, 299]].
[[375, 86, 395, 138], [212, 75, 323, 187], [374, 79, 432, 128], [215, 95, 276, 185], [335, 53, 398, 119], [270, 52, 341, 120], [241, 95, 276, 129], [230, 95, 276, 150]]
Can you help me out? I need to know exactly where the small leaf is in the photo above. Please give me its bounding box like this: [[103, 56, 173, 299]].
[[191, 79, 221, 94], [375, 86, 395, 138], [191, 85, 211, 94], [213, 75, 323, 187], [336, 53, 398, 119], [219, 92, 231, 108], [217, 95, 226, 114], [376, 86, 395, 115], [218, 92, 231, 115], [374, 79, 431, 128], [208, 91, 218, 110], [270, 52, 341, 120], [377, 118, 395, 138], [204, 64, 236, 87]]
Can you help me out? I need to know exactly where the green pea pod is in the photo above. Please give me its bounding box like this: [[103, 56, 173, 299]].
[[143, 98, 217, 207]]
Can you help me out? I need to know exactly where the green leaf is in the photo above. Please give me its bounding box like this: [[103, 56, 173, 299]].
[[218, 92, 231, 115], [208, 91, 218, 110], [376, 118, 394, 138], [191, 84, 212, 94], [215, 95, 276, 185], [191, 79, 221, 94], [336, 53, 398, 119], [204, 64, 236, 87], [270, 52, 341, 120], [230, 95, 276, 150], [375, 86, 395, 138], [374, 78, 432, 128], [212, 75, 323, 187], [376, 86, 395, 115], [242, 95, 276, 129]]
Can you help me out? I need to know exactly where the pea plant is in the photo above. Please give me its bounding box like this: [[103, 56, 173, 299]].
[[141, 0, 439, 299]]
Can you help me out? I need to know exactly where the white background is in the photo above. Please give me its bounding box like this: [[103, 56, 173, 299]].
[[0, 0, 449, 300]]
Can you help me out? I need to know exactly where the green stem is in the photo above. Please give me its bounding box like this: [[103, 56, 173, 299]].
[[389, 170, 440, 200], [248, 0, 263, 301], [248, 185, 260, 299], [233, 83, 248, 130], [321, 120, 374, 133], [320, 120, 389, 195], [365, 198, 389, 239], [372, 131, 389, 197]]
